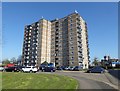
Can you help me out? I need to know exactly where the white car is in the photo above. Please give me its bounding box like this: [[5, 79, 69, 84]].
[[22, 66, 38, 73], [0, 67, 4, 71]]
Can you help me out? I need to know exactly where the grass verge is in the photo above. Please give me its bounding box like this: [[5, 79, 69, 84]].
[[0, 72, 2, 90], [2, 72, 78, 90]]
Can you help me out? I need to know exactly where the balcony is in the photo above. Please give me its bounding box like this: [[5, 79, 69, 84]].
[[77, 22, 80, 26], [56, 29, 59, 31], [55, 35, 59, 38], [55, 43, 59, 46], [78, 50, 82, 53], [55, 45, 59, 47], [76, 18, 80, 21], [77, 36, 81, 39], [77, 26, 81, 29], [55, 39, 59, 42], [55, 49, 59, 52], [55, 58, 59, 60], [55, 25, 59, 28]]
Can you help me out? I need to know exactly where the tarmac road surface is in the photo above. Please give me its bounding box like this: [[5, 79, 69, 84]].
[[40, 71, 119, 90]]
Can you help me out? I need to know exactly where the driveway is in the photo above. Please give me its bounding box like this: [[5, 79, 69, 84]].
[[41, 71, 119, 90]]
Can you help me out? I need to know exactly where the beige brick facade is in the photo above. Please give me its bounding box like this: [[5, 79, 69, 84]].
[[22, 12, 90, 69]]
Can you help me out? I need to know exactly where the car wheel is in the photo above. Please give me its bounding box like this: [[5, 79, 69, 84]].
[[30, 70, 32, 73], [42, 70, 45, 72], [3, 69, 6, 72], [101, 71, 103, 73]]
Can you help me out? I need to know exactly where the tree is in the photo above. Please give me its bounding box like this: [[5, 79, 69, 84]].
[[2, 59, 10, 64], [92, 57, 99, 66], [17, 55, 22, 65], [10, 57, 17, 64]]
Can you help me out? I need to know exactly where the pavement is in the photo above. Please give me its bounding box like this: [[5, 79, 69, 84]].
[[104, 72, 119, 86], [40, 71, 119, 90]]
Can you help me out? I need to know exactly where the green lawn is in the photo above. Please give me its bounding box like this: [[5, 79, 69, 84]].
[[0, 72, 2, 90], [2, 72, 78, 90]]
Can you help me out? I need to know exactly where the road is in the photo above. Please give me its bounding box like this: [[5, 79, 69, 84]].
[[40, 71, 119, 90]]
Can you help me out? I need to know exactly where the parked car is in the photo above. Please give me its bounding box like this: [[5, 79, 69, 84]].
[[56, 66, 63, 70], [16, 65, 25, 72], [68, 66, 75, 71], [41, 66, 56, 72], [39, 64, 48, 70], [22, 66, 38, 73], [73, 66, 82, 71], [60, 66, 67, 70], [0, 66, 4, 71], [64, 67, 69, 70], [4, 66, 21, 72], [87, 66, 105, 73]]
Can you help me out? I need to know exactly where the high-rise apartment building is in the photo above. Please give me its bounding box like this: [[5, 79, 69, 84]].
[[22, 11, 90, 69]]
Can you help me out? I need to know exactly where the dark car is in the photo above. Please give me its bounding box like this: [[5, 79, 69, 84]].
[[56, 66, 67, 70], [4, 66, 23, 72], [73, 66, 82, 71], [41, 66, 56, 72], [87, 66, 105, 73], [56, 66, 63, 70], [17, 65, 25, 72], [4, 66, 18, 72], [39, 64, 47, 70]]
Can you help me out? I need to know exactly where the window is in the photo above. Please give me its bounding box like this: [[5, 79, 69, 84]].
[[30, 27, 32, 29], [37, 23, 39, 26], [26, 67, 31, 68], [71, 57, 74, 60], [26, 56, 29, 59], [70, 42, 73, 44]]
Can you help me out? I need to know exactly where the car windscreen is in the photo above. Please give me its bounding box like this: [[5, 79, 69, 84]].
[[26, 67, 31, 68]]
